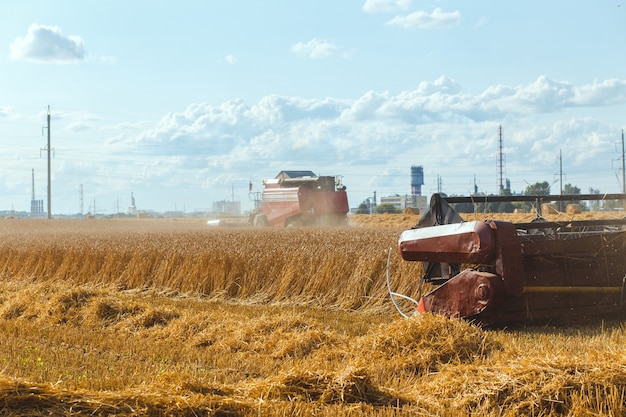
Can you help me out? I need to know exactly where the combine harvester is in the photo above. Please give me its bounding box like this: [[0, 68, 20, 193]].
[[391, 193, 626, 326], [249, 170, 349, 227]]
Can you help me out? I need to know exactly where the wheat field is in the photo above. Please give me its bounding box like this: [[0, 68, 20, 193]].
[[0, 214, 625, 416]]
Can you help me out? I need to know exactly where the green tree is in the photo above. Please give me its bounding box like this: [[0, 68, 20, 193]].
[[561, 183, 583, 209], [451, 193, 483, 213], [588, 188, 601, 210], [562, 183, 581, 195], [519, 181, 552, 212], [375, 203, 401, 214], [355, 202, 370, 214], [602, 199, 625, 211], [493, 200, 515, 213], [524, 181, 551, 196], [451, 192, 515, 213]]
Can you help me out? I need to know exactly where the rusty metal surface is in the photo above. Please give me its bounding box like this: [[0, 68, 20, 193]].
[[485, 220, 524, 297], [398, 193, 626, 325], [399, 221, 495, 264], [419, 270, 505, 319]]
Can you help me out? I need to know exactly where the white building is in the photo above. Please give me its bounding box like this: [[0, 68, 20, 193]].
[[380, 194, 428, 213]]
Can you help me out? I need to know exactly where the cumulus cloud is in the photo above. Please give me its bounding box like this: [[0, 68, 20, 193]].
[[363, 0, 412, 13], [9, 23, 86, 63], [111, 76, 626, 177], [386, 8, 461, 29], [94, 76, 626, 169], [476, 76, 626, 115], [33, 75, 626, 212], [290, 39, 338, 59], [66, 121, 93, 132], [571, 78, 626, 106], [114, 76, 626, 158], [0, 106, 15, 118]]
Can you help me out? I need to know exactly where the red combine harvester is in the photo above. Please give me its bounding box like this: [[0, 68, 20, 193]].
[[249, 171, 349, 227], [392, 193, 626, 326]]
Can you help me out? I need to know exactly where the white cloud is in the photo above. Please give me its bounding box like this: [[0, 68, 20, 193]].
[[572, 78, 626, 106], [225, 54, 238, 64], [417, 75, 462, 95], [66, 121, 93, 132], [386, 8, 461, 29], [290, 39, 338, 59], [94, 55, 116, 64], [45, 109, 101, 134], [100, 121, 150, 132], [475, 76, 626, 115], [339, 90, 390, 121], [474, 16, 488, 29], [113, 77, 626, 167], [9, 23, 86, 63], [6, 75, 625, 213], [0, 106, 16, 118], [363, 0, 412, 13], [112, 76, 626, 191]]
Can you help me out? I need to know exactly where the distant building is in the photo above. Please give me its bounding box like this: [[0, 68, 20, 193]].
[[410, 165, 424, 196], [30, 199, 44, 216], [380, 194, 427, 213], [128, 192, 137, 215], [30, 168, 45, 217], [376, 166, 428, 212], [212, 200, 241, 216]]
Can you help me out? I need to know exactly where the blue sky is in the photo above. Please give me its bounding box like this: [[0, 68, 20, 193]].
[[1, 1, 625, 215]]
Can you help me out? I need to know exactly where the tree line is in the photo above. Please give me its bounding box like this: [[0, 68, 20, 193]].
[[452, 182, 623, 213], [355, 181, 624, 214]]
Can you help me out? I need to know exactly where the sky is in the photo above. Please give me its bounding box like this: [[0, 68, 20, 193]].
[[1, 1, 625, 215]]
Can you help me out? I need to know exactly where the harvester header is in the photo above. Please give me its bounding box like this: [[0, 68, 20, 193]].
[[391, 193, 626, 326]]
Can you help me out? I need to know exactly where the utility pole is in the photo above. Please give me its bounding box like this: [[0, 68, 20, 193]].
[[47, 106, 51, 218], [558, 149, 564, 212], [31, 168, 35, 202], [622, 129, 626, 194], [559, 149, 563, 195], [80, 184, 84, 215], [497, 125, 504, 193], [41, 105, 52, 219]]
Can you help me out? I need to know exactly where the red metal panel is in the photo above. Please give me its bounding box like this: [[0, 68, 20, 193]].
[[312, 191, 349, 214], [485, 220, 524, 297], [261, 187, 302, 227], [398, 221, 495, 264]]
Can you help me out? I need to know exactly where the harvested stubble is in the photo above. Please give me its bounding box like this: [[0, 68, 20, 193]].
[[0, 218, 625, 416]]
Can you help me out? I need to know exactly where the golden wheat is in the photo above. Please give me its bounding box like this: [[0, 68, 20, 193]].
[[0, 217, 624, 416], [0, 219, 423, 311]]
